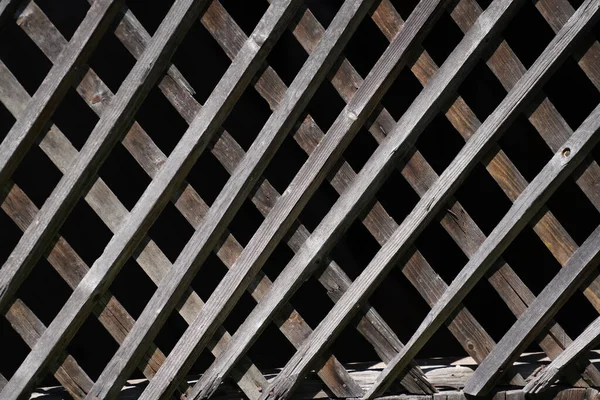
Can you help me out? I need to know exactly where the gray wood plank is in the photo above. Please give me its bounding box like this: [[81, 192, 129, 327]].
[[74, 2, 304, 399], [110, 2, 382, 399], [0, 0, 215, 397], [259, 0, 600, 398], [0, 0, 120, 187], [140, 1, 450, 399], [359, 2, 600, 396], [464, 223, 600, 395], [525, 316, 600, 394]]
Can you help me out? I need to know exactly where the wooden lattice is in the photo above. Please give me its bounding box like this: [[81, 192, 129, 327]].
[[1, 0, 600, 398]]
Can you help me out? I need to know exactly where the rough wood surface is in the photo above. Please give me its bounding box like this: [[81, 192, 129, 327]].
[[465, 224, 600, 395], [0, 0, 216, 397]]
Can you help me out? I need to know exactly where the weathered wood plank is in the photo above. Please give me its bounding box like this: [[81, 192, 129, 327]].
[[262, 1, 600, 398], [362, 3, 600, 393], [525, 318, 600, 394], [58, 2, 304, 399], [10, 1, 414, 397], [0, 0, 120, 187], [464, 224, 600, 395], [143, 1, 450, 399], [0, 0, 215, 396]]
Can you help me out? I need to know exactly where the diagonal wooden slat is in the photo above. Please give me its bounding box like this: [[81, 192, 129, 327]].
[[86, 1, 373, 398], [138, 0, 451, 398], [360, 3, 600, 396], [525, 313, 600, 393], [465, 222, 600, 394], [0, 0, 217, 396], [261, 1, 600, 398], [197, 1, 526, 398], [4, 298, 93, 399], [9, 1, 429, 397], [0, 0, 120, 187], [0, 59, 270, 400]]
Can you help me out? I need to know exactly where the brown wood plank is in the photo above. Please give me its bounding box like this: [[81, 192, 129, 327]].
[[465, 224, 600, 395], [0, 0, 216, 396], [262, 1, 600, 398], [525, 316, 600, 394], [10, 2, 402, 397], [0, 0, 120, 187], [5, 299, 93, 399], [141, 1, 450, 398]]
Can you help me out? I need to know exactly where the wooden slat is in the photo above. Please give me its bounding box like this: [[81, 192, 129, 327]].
[[140, 0, 450, 398], [38, 2, 302, 399], [210, 0, 528, 398], [0, 48, 270, 400], [0, 0, 120, 187], [0, 0, 216, 396], [464, 224, 600, 395], [262, 0, 600, 398], [10, 1, 422, 397], [5, 299, 94, 399], [525, 316, 600, 394], [360, 2, 600, 396]]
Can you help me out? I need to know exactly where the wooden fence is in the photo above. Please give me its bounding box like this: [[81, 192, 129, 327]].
[[1, 0, 600, 398]]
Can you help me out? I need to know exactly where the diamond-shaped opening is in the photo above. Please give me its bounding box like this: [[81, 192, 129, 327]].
[[222, 86, 272, 152], [263, 126, 309, 195], [265, 29, 309, 88], [189, 252, 229, 304], [454, 162, 513, 236], [222, 288, 257, 336], [186, 150, 230, 207], [258, 238, 295, 283], [501, 227, 563, 297], [305, 0, 344, 30], [220, 0, 270, 37], [544, 57, 600, 131], [88, 27, 137, 94], [342, 12, 389, 79], [457, 60, 508, 123], [154, 306, 194, 361], [97, 142, 151, 211], [502, 1, 555, 70], [172, 20, 231, 105], [497, 114, 554, 184], [415, 219, 469, 284], [421, 10, 464, 68], [342, 125, 379, 174], [328, 317, 382, 363], [60, 198, 113, 267], [36, 0, 90, 41], [51, 87, 100, 151], [125, 0, 175, 36], [109, 257, 157, 321], [66, 312, 119, 380], [475, 0, 494, 11], [380, 65, 423, 122], [304, 79, 346, 133], [414, 316, 470, 360], [546, 176, 600, 246], [246, 313, 297, 370], [374, 168, 420, 226], [12, 145, 62, 209], [297, 179, 339, 233], [329, 218, 380, 281], [289, 275, 334, 329], [227, 198, 265, 248], [147, 201, 195, 264], [15, 258, 71, 327], [462, 272, 518, 344], [0, 21, 52, 96], [133, 85, 188, 157], [414, 112, 466, 176]]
